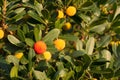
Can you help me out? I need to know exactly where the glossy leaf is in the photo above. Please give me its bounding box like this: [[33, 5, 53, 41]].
[[28, 48, 35, 71], [34, 27, 42, 42], [86, 37, 95, 55], [17, 29, 25, 42], [101, 50, 112, 68], [33, 70, 48, 80], [96, 35, 112, 48], [59, 34, 79, 41], [25, 38, 35, 47], [6, 55, 19, 66], [28, 10, 45, 24], [43, 28, 60, 42], [10, 65, 18, 79], [7, 35, 25, 47], [75, 39, 83, 50]]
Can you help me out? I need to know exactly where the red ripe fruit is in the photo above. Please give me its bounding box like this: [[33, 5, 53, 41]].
[[34, 41, 47, 54]]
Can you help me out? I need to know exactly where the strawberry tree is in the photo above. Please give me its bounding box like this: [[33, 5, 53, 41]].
[[0, 0, 120, 80]]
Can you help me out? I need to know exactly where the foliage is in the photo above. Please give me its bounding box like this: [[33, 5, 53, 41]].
[[0, 0, 120, 80]]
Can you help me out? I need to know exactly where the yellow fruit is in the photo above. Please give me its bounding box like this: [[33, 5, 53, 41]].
[[0, 29, 4, 39], [115, 41, 119, 46], [92, 78, 97, 80], [57, 10, 64, 19], [110, 41, 115, 45], [66, 6, 76, 16], [43, 51, 52, 61], [54, 39, 65, 51], [118, 41, 120, 44], [63, 22, 71, 30], [15, 52, 23, 59]]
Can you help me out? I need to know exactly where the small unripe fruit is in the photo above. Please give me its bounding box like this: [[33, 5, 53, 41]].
[[34, 41, 47, 54], [15, 52, 23, 59], [54, 39, 65, 51], [63, 22, 72, 30], [92, 78, 97, 80], [0, 29, 4, 39], [66, 6, 76, 16], [57, 10, 64, 19], [110, 41, 115, 45], [43, 51, 52, 61]]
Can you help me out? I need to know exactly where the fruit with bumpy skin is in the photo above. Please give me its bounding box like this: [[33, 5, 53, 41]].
[[15, 52, 23, 59], [66, 6, 76, 16], [43, 51, 52, 61], [0, 29, 4, 39], [34, 41, 47, 54], [54, 39, 65, 51], [63, 22, 72, 30], [57, 10, 64, 19]]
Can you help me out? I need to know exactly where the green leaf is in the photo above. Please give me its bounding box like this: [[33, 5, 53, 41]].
[[75, 39, 83, 50], [10, 65, 18, 79], [43, 28, 60, 42], [34, 1, 43, 17], [114, 69, 120, 77], [64, 56, 74, 65], [64, 70, 74, 80], [14, 8, 25, 14], [25, 38, 35, 47], [7, 35, 25, 47], [34, 27, 42, 42], [47, 44, 57, 53], [28, 10, 45, 24], [17, 29, 25, 42], [90, 22, 107, 34], [113, 6, 120, 21], [20, 56, 29, 65], [22, 24, 29, 34], [54, 69, 67, 80], [86, 37, 95, 55], [6, 55, 19, 66], [28, 48, 35, 71], [55, 19, 65, 29], [78, 13, 91, 23], [101, 50, 112, 68], [91, 68, 113, 74], [96, 35, 112, 48], [10, 11, 26, 21], [59, 34, 79, 41], [112, 43, 118, 57], [92, 58, 109, 66], [33, 70, 48, 80], [83, 54, 92, 70], [56, 62, 64, 71], [72, 50, 86, 58]]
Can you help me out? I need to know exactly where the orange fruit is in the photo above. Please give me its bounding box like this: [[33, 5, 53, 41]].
[[43, 51, 52, 61], [0, 29, 4, 39], [57, 10, 64, 19], [34, 41, 47, 54], [66, 6, 76, 16], [54, 39, 65, 51], [63, 22, 72, 30], [15, 52, 23, 59]]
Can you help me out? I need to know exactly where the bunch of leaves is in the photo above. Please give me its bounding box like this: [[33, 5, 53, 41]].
[[0, 0, 120, 80]]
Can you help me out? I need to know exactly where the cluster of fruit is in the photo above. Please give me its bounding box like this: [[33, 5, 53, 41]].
[[57, 6, 76, 30], [110, 41, 120, 46], [14, 39, 65, 61], [34, 39, 65, 61]]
